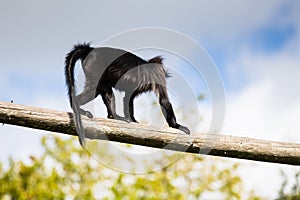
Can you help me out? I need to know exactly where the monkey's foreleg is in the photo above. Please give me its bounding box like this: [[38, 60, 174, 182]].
[[157, 87, 190, 135]]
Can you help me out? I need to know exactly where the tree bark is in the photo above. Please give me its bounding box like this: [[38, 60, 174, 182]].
[[1, 101, 300, 165]]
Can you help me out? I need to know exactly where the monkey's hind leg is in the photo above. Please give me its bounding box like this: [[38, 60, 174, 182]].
[[97, 86, 126, 121], [75, 86, 96, 118], [123, 91, 138, 123]]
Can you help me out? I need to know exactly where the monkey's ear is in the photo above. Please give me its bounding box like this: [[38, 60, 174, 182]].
[[148, 56, 163, 64]]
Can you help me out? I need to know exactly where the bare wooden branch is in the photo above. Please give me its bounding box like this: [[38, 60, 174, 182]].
[[1, 101, 300, 165]]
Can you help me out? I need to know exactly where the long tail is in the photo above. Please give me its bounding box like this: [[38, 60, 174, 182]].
[[65, 43, 93, 147]]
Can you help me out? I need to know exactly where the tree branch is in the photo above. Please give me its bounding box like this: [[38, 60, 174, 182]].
[[1, 101, 300, 165]]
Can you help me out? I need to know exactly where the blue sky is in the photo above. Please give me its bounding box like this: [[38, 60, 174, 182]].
[[1, 0, 300, 198]]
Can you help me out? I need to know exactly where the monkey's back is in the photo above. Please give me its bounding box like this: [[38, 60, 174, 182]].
[[83, 47, 167, 94]]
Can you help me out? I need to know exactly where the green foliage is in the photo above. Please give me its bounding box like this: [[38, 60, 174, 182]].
[[0, 135, 261, 199], [0, 136, 100, 200]]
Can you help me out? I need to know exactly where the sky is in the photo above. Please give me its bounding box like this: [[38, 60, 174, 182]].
[[1, 0, 300, 198]]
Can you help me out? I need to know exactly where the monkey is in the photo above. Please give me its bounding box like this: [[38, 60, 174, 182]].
[[65, 43, 190, 147]]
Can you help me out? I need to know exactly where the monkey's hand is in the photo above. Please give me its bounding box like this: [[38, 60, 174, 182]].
[[178, 125, 190, 135]]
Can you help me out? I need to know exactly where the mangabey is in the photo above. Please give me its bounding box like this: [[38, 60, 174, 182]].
[[65, 43, 190, 146]]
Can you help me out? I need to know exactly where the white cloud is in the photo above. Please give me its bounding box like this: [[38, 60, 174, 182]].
[[224, 32, 300, 141], [224, 79, 300, 142], [220, 10, 300, 197]]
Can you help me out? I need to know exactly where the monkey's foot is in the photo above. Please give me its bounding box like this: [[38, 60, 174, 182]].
[[110, 115, 130, 123], [178, 125, 190, 135], [119, 116, 131, 123], [85, 111, 93, 119], [122, 118, 131, 123], [130, 118, 138, 123], [79, 108, 93, 118], [124, 116, 139, 123]]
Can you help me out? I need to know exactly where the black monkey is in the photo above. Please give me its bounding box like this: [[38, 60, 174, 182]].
[[65, 43, 190, 146]]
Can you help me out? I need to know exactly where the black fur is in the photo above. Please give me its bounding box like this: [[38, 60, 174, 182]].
[[65, 43, 190, 147], [65, 43, 93, 146]]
